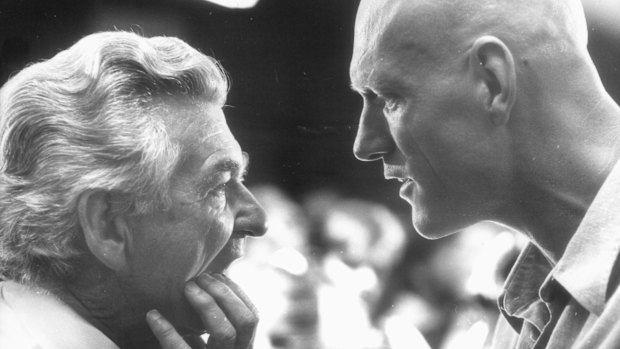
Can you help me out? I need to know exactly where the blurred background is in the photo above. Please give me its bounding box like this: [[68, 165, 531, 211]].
[[1, 0, 619, 348]]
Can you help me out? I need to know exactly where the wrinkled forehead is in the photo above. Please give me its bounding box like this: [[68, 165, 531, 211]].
[[155, 97, 240, 153]]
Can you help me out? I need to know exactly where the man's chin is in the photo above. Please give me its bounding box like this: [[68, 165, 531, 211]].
[[205, 258, 234, 274], [412, 209, 461, 240]]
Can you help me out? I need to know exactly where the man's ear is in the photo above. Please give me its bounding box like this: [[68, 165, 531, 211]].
[[77, 190, 132, 271], [469, 36, 517, 126]]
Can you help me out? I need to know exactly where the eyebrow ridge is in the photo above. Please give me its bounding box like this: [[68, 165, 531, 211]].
[[211, 158, 240, 173], [205, 152, 250, 175]]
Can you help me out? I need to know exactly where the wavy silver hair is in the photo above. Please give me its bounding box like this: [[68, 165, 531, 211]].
[[0, 31, 229, 283]]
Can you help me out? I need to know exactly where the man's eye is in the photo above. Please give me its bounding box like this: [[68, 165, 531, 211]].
[[199, 183, 227, 206], [210, 183, 227, 197], [382, 97, 401, 114], [212, 183, 227, 197]]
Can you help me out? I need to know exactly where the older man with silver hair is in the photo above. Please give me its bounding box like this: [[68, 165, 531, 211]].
[[0, 31, 267, 349], [350, 0, 620, 347]]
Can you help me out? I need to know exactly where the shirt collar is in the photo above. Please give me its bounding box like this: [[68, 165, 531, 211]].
[[552, 160, 620, 316], [499, 243, 553, 332], [499, 160, 620, 326]]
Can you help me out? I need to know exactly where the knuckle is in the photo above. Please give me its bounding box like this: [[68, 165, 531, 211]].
[[188, 289, 214, 308], [218, 327, 237, 345], [193, 292, 212, 306], [212, 283, 235, 298], [238, 313, 258, 330], [159, 324, 178, 339]]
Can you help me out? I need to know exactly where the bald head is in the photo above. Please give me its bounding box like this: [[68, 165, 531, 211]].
[[349, 0, 620, 251], [352, 0, 588, 73]]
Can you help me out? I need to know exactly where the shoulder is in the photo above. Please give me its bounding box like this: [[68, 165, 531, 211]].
[[0, 281, 41, 348], [0, 280, 119, 349]]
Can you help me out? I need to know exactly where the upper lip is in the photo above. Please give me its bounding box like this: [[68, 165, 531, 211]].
[[384, 168, 412, 183]]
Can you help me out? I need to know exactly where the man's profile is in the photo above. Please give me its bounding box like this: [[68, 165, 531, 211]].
[[350, 0, 620, 347], [0, 31, 267, 349]]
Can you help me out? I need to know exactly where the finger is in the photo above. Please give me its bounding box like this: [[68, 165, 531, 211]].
[[186, 281, 237, 349], [195, 274, 257, 349], [212, 273, 259, 314], [146, 310, 191, 349]]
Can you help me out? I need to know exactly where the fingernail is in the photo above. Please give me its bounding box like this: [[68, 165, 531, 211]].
[[185, 281, 201, 294], [211, 273, 228, 281], [147, 310, 161, 321], [198, 273, 215, 283]]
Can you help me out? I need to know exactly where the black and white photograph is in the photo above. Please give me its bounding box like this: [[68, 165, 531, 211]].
[[0, 0, 619, 348]]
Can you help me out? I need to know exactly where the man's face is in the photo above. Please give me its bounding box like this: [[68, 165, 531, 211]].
[[122, 99, 267, 333], [350, 0, 512, 238]]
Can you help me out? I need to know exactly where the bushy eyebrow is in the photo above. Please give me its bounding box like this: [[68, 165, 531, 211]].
[[201, 151, 250, 186], [214, 158, 240, 173]]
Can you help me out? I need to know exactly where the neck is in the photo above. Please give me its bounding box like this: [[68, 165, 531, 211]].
[[505, 90, 620, 264], [508, 181, 590, 263], [43, 258, 159, 349]]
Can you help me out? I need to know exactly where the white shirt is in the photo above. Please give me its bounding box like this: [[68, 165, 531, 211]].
[[0, 280, 119, 349]]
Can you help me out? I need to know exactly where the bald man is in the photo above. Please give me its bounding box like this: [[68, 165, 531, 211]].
[[349, 0, 620, 348]]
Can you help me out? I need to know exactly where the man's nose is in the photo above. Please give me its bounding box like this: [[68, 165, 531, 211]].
[[233, 186, 268, 237], [353, 104, 394, 161]]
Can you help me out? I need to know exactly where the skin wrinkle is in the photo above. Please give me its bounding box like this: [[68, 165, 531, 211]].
[[120, 99, 249, 337], [351, 0, 394, 84], [1, 34, 234, 278], [202, 129, 226, 140], [364, 46, 458, 204], [0, 32, 268, 349], [350, 0, 620, 256]]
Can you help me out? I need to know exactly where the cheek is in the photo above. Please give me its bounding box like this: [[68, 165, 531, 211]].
[[183, 208, 235, 276], [134, 205, 235, 277], [391, 110, 438, 165], [402, 96, 483, 166], [200, 218, 233, 261]]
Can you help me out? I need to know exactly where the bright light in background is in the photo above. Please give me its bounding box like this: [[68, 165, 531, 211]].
[[442, 320, 490, 349], [269, 247, 309, 276], [202, 0, 260, 9], [465, 231, 519, 299], [384, 316, 432, 349]]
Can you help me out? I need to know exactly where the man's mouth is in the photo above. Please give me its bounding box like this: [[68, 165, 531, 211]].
[[398, 179, 415, 201], [205, 235, 246, 273], [383, 166, 412, 184], [385, 174, 414, 185]]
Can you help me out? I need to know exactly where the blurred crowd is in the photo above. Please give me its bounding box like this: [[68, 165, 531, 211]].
[[228, 185, 526, 349]]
